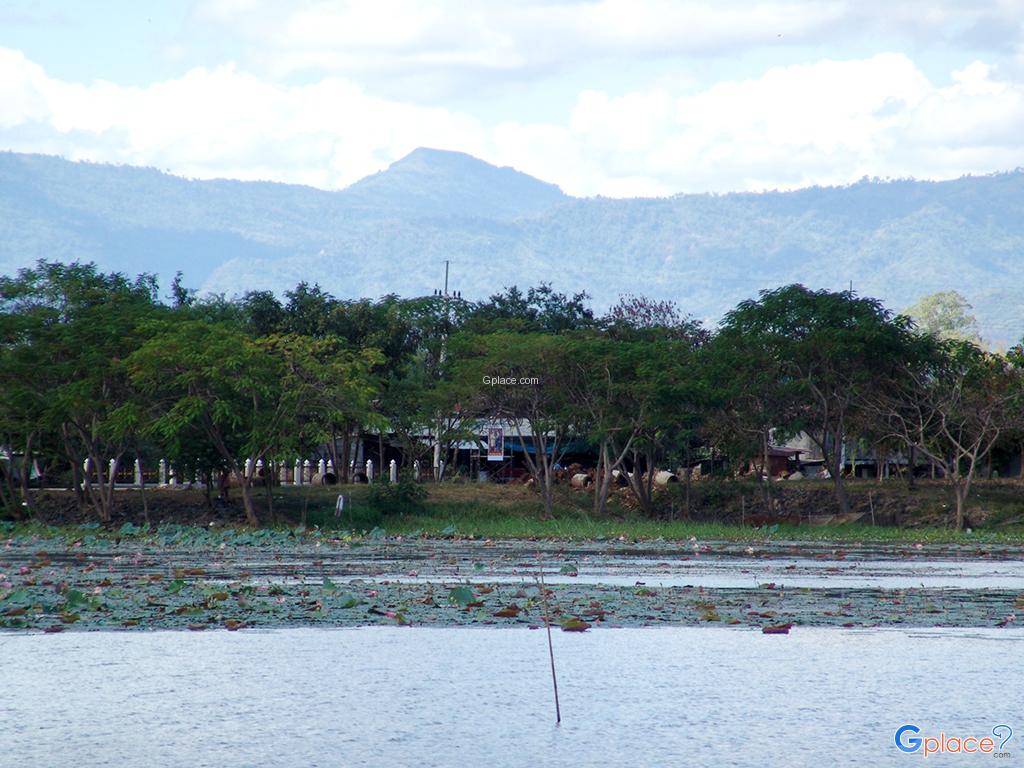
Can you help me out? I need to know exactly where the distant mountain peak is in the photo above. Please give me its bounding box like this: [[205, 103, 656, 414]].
[[388, 146, 533, 175], [392, 146, 484, 165], [343, 146, 568, 220]]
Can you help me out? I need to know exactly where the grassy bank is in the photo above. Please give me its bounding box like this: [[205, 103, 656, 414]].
[[6, 477, 1024, 544]]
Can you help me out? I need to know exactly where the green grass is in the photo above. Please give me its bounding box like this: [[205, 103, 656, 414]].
[[6, 478, 1024, 544], [284, 482, 1024, 543], [376, 480, 1024, 543], [380, 509, 1024, 544]]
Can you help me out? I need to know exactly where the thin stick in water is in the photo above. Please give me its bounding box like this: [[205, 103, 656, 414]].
[[538, 560, 561, 725]]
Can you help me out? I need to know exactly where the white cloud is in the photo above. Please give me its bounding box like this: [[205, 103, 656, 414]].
[[0, 49, 489, 189], [493, 53, 1024, 194], [1, 47, 1022, 197], [183, 0, 849, 104], [183, 0, 1024, 97]]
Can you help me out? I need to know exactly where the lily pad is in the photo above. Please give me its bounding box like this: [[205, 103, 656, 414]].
[[448, 586, 475, 607], [560, 617, 591, 632]]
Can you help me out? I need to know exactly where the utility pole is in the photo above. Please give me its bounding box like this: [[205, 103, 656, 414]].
[[433, 261, 457, 480]]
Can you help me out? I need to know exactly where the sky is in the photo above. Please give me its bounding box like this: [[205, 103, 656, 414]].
[[1, 0, 1023, 197]]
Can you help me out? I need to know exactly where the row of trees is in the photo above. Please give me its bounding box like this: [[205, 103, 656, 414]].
[[2, 261, 1023, 528]]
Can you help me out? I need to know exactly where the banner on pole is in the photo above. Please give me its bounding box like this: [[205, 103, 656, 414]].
[[487, 427, 504, 461]]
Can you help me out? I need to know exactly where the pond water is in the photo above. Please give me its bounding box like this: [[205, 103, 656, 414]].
[[15, 538, 1024, 590], [350, 555, 1024, 589], [2, 626, 1020, 767]]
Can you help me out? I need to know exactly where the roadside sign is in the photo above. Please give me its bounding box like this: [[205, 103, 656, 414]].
[[487, 427, 504, 461]]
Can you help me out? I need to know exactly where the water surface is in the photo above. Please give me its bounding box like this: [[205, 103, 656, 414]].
[[2, 627, 1020, 767]]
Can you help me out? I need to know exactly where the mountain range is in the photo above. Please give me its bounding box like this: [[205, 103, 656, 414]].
[[1, 148, 1022, 345]]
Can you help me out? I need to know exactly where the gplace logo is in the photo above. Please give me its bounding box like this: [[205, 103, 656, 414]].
[[895, 724, 1013, 758]]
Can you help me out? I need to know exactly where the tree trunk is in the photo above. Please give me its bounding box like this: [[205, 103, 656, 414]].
[[828, 448, 851, 515], [139, 469, 150, 525], [85, 450, 111, 523], [952, 479, 967, 530], [104, 454, 121, 523], [592, 439, 607, 516], [340, 425, 352, 484], [326, 429, 342, 481], [0, 456, 17, 517], [18, 433, 36, 516], [235, 466, 260, 526], [221, 469, 233, 501], [684, 465, 692, 520], [906, 444, 917, 490], [203, 469, 213, 509], [537, 431, 555, 519], [625, 446, 656, 515], [69, 456, 85, 514], [595, 441, 620, 517], [61, 425, 86, 514], [265, 471, 275, 525]]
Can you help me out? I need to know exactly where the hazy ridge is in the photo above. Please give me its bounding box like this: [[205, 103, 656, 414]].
[[1, 148, 1022, 344]]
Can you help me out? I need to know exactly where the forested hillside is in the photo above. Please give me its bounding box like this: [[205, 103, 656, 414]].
[[1, 149, 1021, 344]]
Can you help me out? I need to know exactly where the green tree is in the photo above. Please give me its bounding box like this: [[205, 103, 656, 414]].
[[465, 284, 595, 335], [561, 336, 645, 516], [238, 290, 285, 336], [1008, 342, 1024, 481], [867, 339, 1020, 528], [721, 285, 915, 515], [126, 320, 300, 525], [268, 333, 384, 485], [904, 291, 981, 344], [0, 261, 162, 521], [453, 332, 578, 516], [705, 322, 803, 511]]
